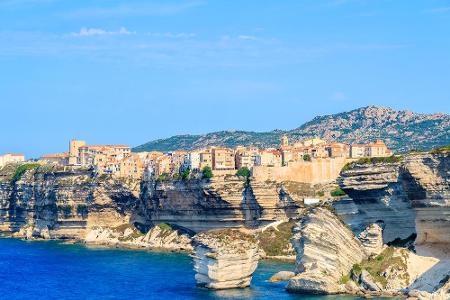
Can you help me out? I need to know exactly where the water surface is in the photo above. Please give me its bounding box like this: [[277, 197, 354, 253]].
[[0, 238, 378, 299]]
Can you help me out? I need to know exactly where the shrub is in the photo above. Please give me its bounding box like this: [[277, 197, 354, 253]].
[[330, 187, 346, 197], [59, 205, 72, 217], [317, 191, 325, 197], [157, 173, 168, 181], [352, 264, 362, 277], [339, 274, 350, 284], [181, 169, 190, 180], [10, 163, 40, 184], [342, 155, 403, 171], [303, 154, 311, 161], [76, 204, 88, 217], [158, 223, 172, 231], [236, 167, 251, 178], [202, 166, 213, 179], [257, 222, 295, 256]]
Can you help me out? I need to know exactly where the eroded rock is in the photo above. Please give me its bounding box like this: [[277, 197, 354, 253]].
[[359, 222, 384, 255], [192, 229, 259, 289], [287, 207, 368, 294], [268, 271, 295, 282]]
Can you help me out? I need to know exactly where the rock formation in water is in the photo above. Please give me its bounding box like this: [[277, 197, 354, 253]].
[[192, 229, 259, 289], [84, 223, 193, 252], [287, 206, 449, 298], [286, 207, 369, 294]]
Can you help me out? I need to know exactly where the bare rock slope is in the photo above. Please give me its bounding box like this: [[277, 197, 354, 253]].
[[286, 207, 369, 294]]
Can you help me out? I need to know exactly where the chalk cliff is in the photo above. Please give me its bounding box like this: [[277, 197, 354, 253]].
[[337, 152, 450, 245], [139, 176, 305, 232], [286, 207, 369, 294], [0, 165, 307, 246], [0, 165, 141, 240], [192, 229, 259, 289]]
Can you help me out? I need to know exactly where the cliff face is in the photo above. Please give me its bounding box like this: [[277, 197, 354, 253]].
[[0, 166, 307, 242], [337, 152, 450, 245], [140, 176, 305, 232], [0, 166, 142, 240]]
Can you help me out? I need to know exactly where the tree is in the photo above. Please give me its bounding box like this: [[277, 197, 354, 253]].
[[303, 154, 311, 161], [202, 166, 213, 179], [236, 166, 251, 178], [181, 168, 190, 180]]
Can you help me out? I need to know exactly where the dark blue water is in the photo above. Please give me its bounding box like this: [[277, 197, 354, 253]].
[[0, 238, 372, 299]]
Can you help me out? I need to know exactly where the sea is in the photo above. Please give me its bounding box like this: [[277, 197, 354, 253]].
[[0, 238, 387, 300]]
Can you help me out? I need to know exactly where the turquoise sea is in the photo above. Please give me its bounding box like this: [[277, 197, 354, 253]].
[[0, 238, 380, 299]]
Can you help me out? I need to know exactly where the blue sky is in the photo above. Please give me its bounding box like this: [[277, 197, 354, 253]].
[[1, 0, 449, 158]]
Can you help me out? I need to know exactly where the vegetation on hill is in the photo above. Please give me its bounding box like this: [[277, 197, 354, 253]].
[[10, 163, 40, 184], [342, 155, 404, 171], [350, 247, 409, 289], [133, 106, 450, 153], [430, 145, 450, 154], [257, 222, 295, 257]]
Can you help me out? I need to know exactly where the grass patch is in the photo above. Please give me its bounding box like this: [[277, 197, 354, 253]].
[[330, 187, 346, 197], [10, 163, 40, 184], [351, 247, 409, 288], [342, 155, 403, 171], [430, 145, 450, 154], [114, 223, 145, 241], [339, 274, 350, 284], [157, 223, 172, 231], [257, 222, 295, 257]]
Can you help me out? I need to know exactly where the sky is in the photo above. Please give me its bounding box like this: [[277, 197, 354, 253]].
[[1, 0, 449, 158]]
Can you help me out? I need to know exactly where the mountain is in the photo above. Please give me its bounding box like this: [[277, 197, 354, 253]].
[[133, 106, 450, 153]]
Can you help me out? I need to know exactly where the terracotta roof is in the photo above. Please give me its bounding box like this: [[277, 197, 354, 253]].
[[79, 144, 130, 149], [41, 153, 69, 159], [2, 153, 25, 157]]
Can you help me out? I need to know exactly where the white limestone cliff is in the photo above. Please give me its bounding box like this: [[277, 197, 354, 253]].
[[192, 229, 259, 289]]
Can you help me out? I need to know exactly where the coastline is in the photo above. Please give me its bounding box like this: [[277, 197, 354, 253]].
[[0, 234, 297, 262]]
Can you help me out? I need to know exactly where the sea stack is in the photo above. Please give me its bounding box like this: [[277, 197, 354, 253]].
[[192, 228, 259, 289], [287, 207, 368, 294]]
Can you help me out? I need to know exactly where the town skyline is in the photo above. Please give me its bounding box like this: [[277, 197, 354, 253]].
[[2, 104, 449, 158]]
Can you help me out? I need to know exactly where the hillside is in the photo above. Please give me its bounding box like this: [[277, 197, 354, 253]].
[[133, 106, 450, 153]]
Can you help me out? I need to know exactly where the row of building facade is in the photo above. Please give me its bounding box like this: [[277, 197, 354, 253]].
[[0, 153, 25, 167], [37, 137, 392, 180]]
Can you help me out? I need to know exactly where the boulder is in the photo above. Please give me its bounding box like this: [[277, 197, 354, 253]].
[[268, 271, 295, 282], [192, 229, 259, 289]]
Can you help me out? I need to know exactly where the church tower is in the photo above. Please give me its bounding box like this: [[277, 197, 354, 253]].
[[281, 135, 289, 148]]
